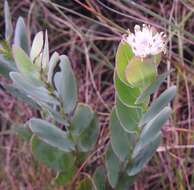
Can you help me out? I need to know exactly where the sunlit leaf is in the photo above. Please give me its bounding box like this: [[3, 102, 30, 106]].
[[116, 41, 134, 84], [30, 31, 44, 63], [125, 57, 157, 88]]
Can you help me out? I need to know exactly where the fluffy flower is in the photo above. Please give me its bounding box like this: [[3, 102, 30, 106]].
[[124, 24, 166, 58]]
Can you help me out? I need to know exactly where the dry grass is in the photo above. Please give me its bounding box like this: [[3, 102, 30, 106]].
[[0, 0, 194, 189]]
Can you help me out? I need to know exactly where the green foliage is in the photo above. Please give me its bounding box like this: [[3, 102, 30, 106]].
[[1, 2, 177, 189]]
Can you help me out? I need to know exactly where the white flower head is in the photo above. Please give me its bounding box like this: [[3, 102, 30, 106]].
[[124, 24, 167, 58]]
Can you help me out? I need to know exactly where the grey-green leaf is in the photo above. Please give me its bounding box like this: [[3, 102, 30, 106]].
[[47, 51, 60, 84], [127, 133, 161, 176], [132, 107, 171, 158], [136, 71, 171, 104], [105, 145, 120, 188], [54, 55, 77, 114], [14, 17, 30, 54], [4, 0, 13, 42], [71, 103, 94, 135], [109, 108, 132, 162], [10, 72, 59, 105], [140, 86, 176, 125], [78, 114, 99, 152], [29, 118, 74, 152]]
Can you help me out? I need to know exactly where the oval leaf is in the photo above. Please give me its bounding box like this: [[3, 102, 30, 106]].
[[136, 70, 171, 104], [54, 55, 77, 114], [140, 86, 176, 125], [14, 17, 30, 54], [116, 41, 134, 84], [71, 103, 94, 135], [127, 133, 161, 176], [114, 72, 141, 107], [115, 96, 142, 133], [30, 31, 44, 62], [125, 57, 157, 88], [12, 45, 39, 79], [29, 118, 75, 152], [105, 145, 120, 188], [109, 108, 132, 161]]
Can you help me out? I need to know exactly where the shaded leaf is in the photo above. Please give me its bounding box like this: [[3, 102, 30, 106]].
[[76, 178, 93, 190], [31, 136, 75, 171], [93, 166, 106, 190], [71, 103, 94, 135], [78, 114, 99, 152], [54, 170, 75, 186]]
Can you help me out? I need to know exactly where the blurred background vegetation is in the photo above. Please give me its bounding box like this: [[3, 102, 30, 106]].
[[0, 0, 194, 189]]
